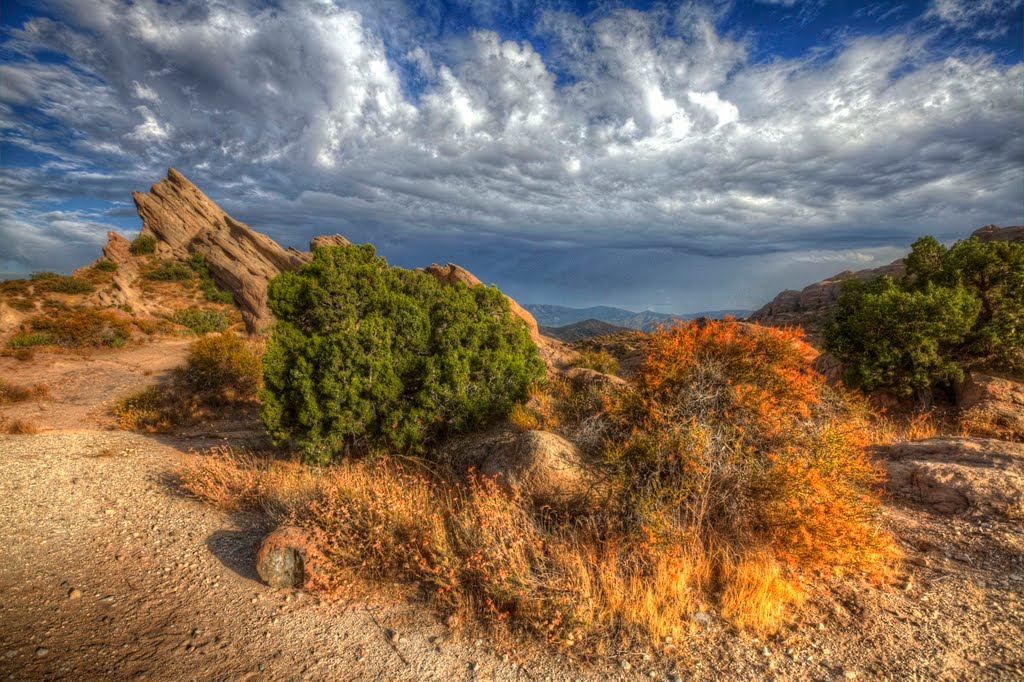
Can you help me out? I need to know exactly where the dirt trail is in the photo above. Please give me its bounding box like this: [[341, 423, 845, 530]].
[[0, 341, 192, 431]]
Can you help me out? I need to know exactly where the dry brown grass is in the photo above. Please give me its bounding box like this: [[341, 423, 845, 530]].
[[180, 446, 825, 648], [0, 380, 49, 404], [1, 418, 41, 435], [179, 320, 899, 650], [869, 409, 945, 445]]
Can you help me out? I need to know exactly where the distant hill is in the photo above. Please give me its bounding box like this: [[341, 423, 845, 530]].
[[539, 318, 631, 342], [525, 303, 753, 332]]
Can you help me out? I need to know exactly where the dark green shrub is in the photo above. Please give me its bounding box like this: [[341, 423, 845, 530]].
[[260, 244, 545, 463], [29, 271, 60, 281], [825, 235, 1023, 398], [7, 331, 53, 349], [146, 260, 194, 282], [130, 234, 157, 255], [170, 307, 229, 335], [93, 260, 119, 272], [42, 276, 94, 294]]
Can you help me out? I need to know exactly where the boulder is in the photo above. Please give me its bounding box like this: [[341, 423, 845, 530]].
[[563, 366, 629, 390], [875, 437, 1024, 519], [310, 234, 351, 250], [255, 526, 318, 589], [480, 430, 605, 508], [956, 373, 1024, 441]]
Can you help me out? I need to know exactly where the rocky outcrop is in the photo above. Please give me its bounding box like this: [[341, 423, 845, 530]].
[[972, 224, 1024, 242], [133, 169, 316, 332], [751, 260, 905, 328], [957, 373, 1024, 441], [876, 437, 1024, 519]]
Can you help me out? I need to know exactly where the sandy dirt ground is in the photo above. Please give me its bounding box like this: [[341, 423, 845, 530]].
[[0, 344, 1022, 680]]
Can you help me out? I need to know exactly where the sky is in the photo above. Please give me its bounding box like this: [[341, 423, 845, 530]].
[[1, 0, 1022, 314]]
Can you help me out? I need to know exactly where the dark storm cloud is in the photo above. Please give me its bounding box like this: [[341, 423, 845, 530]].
[[0, 0, 1021, 311]]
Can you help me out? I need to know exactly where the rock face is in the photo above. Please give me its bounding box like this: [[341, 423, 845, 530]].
[[876, 437, 1024, 519], [751, 260, 905, 329], [255, 526, 317, 589], [480, 430, 604, 508], [751, 224, 1024, 330], [956, 373, 1024, 441], [133, 168, 316, 332], [87, 232, 148, 312]]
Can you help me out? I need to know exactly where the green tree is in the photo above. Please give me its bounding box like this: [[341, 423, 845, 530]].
[[904, 236, 1024, 370], [824, 277, 979, 400], [260, 244, 545, 463]]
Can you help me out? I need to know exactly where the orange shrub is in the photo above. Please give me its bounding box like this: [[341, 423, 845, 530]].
[[604, 319, 895, 598]]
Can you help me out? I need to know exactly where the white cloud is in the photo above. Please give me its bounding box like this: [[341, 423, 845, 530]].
[[1, 0, 1021, 310], [131, 81, 159, 101], [926, 0, 1023, 38]]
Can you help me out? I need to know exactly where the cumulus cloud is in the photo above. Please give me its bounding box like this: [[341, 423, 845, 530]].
[[0, 0, 1021, 311]]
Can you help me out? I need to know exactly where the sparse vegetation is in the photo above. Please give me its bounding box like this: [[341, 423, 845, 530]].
[[187, 252, 235, 304], [29, 271, 60, 281], [260, 244, 545, 463], [42, 275, 95, 294], [24, 309, 132, 348], [93, 260, 119, 272], [146, 260, 194, 282], [7, 331, 53, 349], [170, 307, 229, 335], [0, 418, 40, 435], [0, 380, 49, 404], [571, 349, 620, 375], [114, 333, 261, 431], [130, 234, 157, 255]]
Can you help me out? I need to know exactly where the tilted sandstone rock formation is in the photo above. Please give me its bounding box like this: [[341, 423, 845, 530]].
[[132, 168, 318, 332], [127, 169, 555, 345]]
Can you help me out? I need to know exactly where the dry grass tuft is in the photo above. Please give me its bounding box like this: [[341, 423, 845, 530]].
[[1, 418, 41, 435], [113, 333, 262, 431], [0, 380, 49, 404]]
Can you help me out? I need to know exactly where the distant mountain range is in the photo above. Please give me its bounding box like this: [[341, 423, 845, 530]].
[[539, 319, 631, 342], [525, 304, 752, 332]]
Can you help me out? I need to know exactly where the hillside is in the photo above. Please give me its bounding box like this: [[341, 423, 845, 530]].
[[539, 318, 630, 342], [525, 303, 751, 332]]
